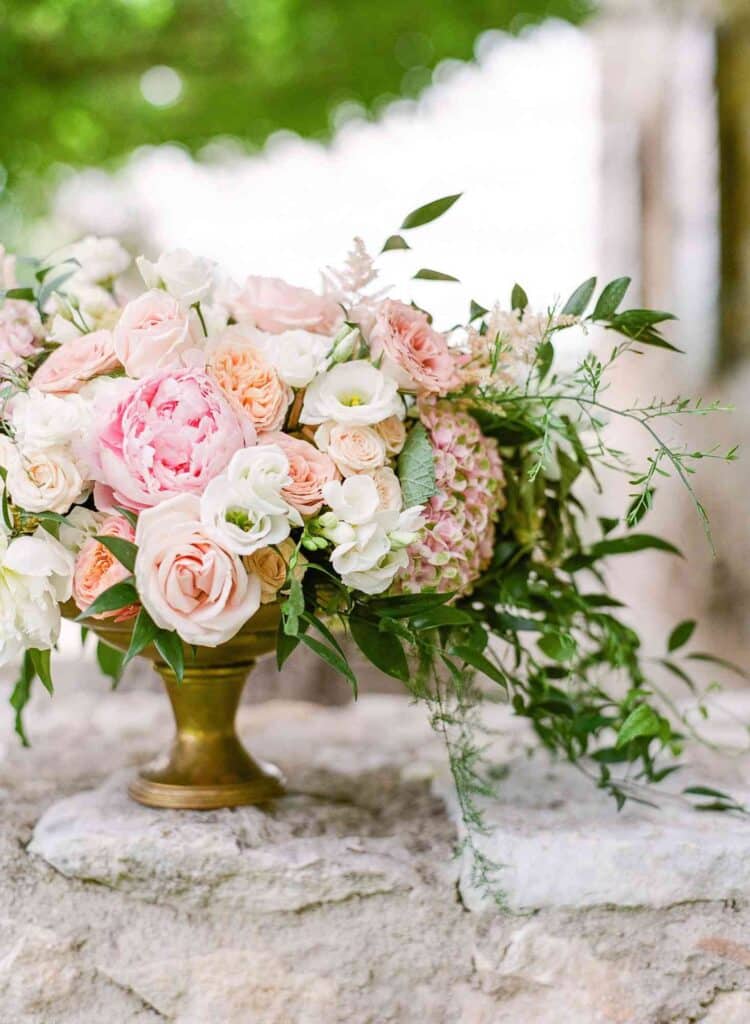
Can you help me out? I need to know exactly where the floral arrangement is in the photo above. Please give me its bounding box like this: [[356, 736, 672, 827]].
[[0, 195, 743, 847]]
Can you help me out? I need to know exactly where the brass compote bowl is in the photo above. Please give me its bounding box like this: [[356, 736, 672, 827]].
[[67, 603, 285, 810]]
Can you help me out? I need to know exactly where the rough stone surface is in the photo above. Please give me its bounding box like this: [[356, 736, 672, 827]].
[[2, 659, 750, 1022]]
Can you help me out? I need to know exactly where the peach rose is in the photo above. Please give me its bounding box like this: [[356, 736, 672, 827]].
[[374, 415, 407, 456], [113, 289, 202, 378], [244, 538, 302, 604], [257, 431, 339, 517], [73, 515, 138, 622], [369, 299, 459, 394], [314, 421, 386, 477], [134, 494, 261, 646], [231, 276, 344, 335], [32, 329, 120, 394], [370, 466, 403, 511], [208, 328, 292, 433]]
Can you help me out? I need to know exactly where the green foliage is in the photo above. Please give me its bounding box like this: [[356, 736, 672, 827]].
[[397, 422, 437, 507]]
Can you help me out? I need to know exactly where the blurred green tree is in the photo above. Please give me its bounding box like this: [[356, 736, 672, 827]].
[[0, 0, 592, 226]]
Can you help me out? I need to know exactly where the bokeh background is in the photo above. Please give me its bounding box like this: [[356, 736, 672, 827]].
[[1, 0, 748, 701]]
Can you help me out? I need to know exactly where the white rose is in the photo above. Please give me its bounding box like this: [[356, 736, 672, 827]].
[[340, 548, 409, 595], [321, 475, 380, 526], [200, 445, 300, 557], [314, 421, 386, 476], [7, 390, 88, 449], [330, 520, 390, 576], [250, 328, 331, 388], [300, 360, 403, 426], [68, 236, 131, 284], [370, 467, 403, 511], [0, 527, 74, 666], [137, 249, 215, 307], [135, 494, 261, 647], [0, 438, 87, 514]]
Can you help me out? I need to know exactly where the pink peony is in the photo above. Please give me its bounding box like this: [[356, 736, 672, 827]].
[[0, 300, 44, 368], [368, 299, 459, 395], [73, 515, 139, 623], [113, 289, 201, 378], [95, 367, 254, 512], [258, 431, 339, 517], [32, 329, 120, 394], [208, 329, 291, 433], [396, 403, 505, 596], [231, 276, 344, 335]]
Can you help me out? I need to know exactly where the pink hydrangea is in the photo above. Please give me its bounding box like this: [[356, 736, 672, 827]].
[[397, 403, 505, 595]]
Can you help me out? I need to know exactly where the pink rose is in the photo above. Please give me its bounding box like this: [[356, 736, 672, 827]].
[[95, 367, 254, 512], [258, 431, 339, 517], [208, 328, 291, 433], [113, 289, 201, 378], [32, 329, 120, 394], [231, 276, 344, 335], [73, 515, 139, 623], [0, 300, 44, 367], [134, 494, 261, 646], [313, 421, 386, 477], [369, 299, 459, 395]]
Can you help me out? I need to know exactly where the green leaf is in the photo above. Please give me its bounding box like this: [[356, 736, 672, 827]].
[[538, 633, 577, 663], [682, 785, 735, 801], [10, 652, 35, 747], [114, 506, 139, 529], [94, 535, 137, 573], [410, 607, 474, 631], [299, 633, 358, 694], [28, 648, 53, 694], [349, 615, 409, 682], [154, 630, 184, 683], [4, 287, 35, 301], [381, 234, 410, 252], [667, 619, 696, 653], [589, 534, 682, 559], [367, 591, 454, 618], [37, 267, 77, 309], [75, 580, 138, 620], [123, 607, 160, 667], [686, 652, 748, 678], [282, 576, 304, 636], [616, 704, 662, 747], [276, 619, 300, 669], [591, 277, 631, 320], [562, 277, 597, 316], [413, 268, 459, 282], [97, 641, 125, 686], [469, 300, 488, 321], [400, 193, 462, 230], [397, 422, 437, 508], [450, 644, 508, 689], [510, 283, 528, 311]]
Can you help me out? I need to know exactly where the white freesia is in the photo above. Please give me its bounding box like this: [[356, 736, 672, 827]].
[[321, 475, 380, 526], [200, 445, 301, 557], [137, 248, 215, 306], [300, 360, 403, 426], [7, 390, 89, 450], [0, 438, 87, 514], [68, 236, 130, 284], [250, 328, 331, 388], [339, 548, 409, 595], [0, 527, 74, 667]]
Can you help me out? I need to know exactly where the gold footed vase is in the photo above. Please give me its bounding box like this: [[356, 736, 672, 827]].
[[67, 603, 286, 810]]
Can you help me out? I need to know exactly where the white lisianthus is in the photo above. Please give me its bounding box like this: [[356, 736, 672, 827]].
[[7, 390, 89, 450], [0, 527, 74, 667], [300, 360, 403, 426], [329, 519, 390, 577], [201, 444, 301, 557], [137, 249, 215, 307], [339, 548, 409, 595], [0, 438, 87, 514], [251, 328, 331, 388], [68, 236, 131, 284], [321, 475, 380, 526]]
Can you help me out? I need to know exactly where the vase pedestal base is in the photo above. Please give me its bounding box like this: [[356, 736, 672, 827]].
[[128, 757, 286, 810]]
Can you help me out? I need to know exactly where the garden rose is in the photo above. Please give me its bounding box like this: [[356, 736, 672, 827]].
[[135, 494, 261, 646], [96, 367, 253, 512], [0, 300, 44, 367], [32, 329, 120, 394], [369, 299, 459, 394], [73, 515, 138, 622], [300, 361, 403, 426], [137, 249, 215, 306], [371, 466, 403, 511], [314, 421, 386, 476], [231, 276, 344, 335], [114, 289, 202, 378], [244, 537, 299, 604], [374, 415, 407, 455], [7, 390, 88, 450], [208, 327, 292, 433], [258, 432, 338, 517], [0, 438, 86, 514]]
